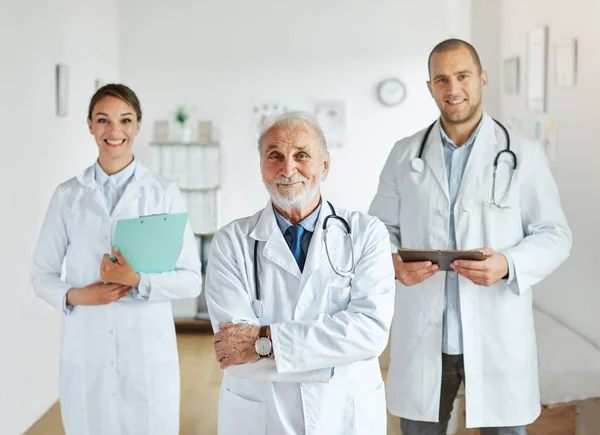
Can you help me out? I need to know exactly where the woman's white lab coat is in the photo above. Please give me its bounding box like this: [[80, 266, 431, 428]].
[[369, 114, 572, 428], [31, 162, 202, 435], [205, 199, 395, 435]]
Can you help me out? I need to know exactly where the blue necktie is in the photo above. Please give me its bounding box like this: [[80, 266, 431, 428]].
[[286, 224, 306, 271]]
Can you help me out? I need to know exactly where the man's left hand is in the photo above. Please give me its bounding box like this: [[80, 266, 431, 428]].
[[100, 247, 141, 288], [451, 247, 508, 287], [213, 323, 260, 369]]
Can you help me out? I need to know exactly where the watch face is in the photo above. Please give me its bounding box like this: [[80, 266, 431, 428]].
[[377, 78, 407, 107], [255, 337, 272, 356]]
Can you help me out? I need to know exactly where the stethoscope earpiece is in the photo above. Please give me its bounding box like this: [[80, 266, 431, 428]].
[[411, 158, 425, 172]]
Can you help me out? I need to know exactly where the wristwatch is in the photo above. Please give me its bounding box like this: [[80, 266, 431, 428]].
[[254, 326, 272, 358]]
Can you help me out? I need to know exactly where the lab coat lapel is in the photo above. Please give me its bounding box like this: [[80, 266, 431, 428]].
[[455, 114, 499, 204], [76, 163, 107, 215], [300, 198, 329, 286], [76, 164, 97, 189], [249, 200, 301, 280], [423, 121, 450, 201]]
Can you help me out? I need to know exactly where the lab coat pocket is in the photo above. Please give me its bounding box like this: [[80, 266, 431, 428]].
[[219, 388, 266, 435], [327, 285, 352, 313], [354, 382, 386, 434], [488, 203, 522, 252]]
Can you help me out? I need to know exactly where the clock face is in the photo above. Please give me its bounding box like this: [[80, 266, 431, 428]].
[[377, 78, 407, 107]]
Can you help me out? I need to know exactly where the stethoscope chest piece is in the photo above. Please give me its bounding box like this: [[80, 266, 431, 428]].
[[252, 299, 264, 318], [411, 158, 425, 172]]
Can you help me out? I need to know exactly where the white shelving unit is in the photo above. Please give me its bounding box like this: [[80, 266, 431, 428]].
[[149, 140, 219, 320]]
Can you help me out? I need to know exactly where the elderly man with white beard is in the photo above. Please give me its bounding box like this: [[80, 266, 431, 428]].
[[205, 112, 395, 435]]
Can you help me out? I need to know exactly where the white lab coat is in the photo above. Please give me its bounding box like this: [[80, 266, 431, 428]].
[[205, 198, 395, 435], [31, 162, 202, 435], [368, 114, 572, 428]]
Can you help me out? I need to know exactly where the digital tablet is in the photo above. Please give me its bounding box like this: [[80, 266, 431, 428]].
[[397, 248, 486, 271]]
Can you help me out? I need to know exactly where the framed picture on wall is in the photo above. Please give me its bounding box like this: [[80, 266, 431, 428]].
[[526, 25, 548, 112], [503, 57, 520, 94], [153, 120, 170, 142], [197, 121, 213, 142], [314, 101, 346, 149], [555, 38, 577, 86], [55, 64, 69, 117]]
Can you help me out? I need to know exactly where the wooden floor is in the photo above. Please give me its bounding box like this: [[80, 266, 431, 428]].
[[25, 331, 574, 435]]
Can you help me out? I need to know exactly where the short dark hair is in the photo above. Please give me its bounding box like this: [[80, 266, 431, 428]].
[[428, 39, 482, 78], [88, 84, 142, 121]]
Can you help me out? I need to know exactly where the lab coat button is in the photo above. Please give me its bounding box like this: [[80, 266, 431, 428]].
[[109, 329, 114, 335], [297, 303, 307, 311], [110, 361, 115, 366]]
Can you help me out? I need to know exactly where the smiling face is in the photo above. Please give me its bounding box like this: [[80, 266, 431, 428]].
[[260, 125, 330, 213], [87, 96, 140, 164], [427, 45, 487, 126]]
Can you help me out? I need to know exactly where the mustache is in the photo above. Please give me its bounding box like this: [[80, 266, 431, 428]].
[[273, 174, 309, 184]]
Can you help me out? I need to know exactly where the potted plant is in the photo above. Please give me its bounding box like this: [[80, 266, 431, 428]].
[[174, 105, 193, 142]]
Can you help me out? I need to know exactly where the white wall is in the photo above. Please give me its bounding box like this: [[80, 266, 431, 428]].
[[0, 0, 120, 433], [120, 0, 471, 225], [471, 0, 501, 119], [486, 0, 600, 348]]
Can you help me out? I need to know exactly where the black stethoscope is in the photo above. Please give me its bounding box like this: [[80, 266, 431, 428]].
[[412, 118, 517, 208], [251, 201, 355, 318]]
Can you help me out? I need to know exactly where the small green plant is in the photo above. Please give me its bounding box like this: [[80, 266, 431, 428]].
[[174, 106, 190, 126]]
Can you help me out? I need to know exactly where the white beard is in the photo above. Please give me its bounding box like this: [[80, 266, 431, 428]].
[[264, 173, 321, 211]]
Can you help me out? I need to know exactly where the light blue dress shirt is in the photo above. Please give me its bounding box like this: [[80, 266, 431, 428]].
[[440, 122, 480, 355], [94, 160, 136, 215], [440, 120, 516, 355]]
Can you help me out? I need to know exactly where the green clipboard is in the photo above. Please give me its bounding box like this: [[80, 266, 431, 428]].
[[111, 212, 189, 273]]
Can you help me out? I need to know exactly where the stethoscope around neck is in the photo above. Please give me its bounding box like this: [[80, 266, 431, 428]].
[[250, 201, 355, 318], [411, 118, 517, 208]]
